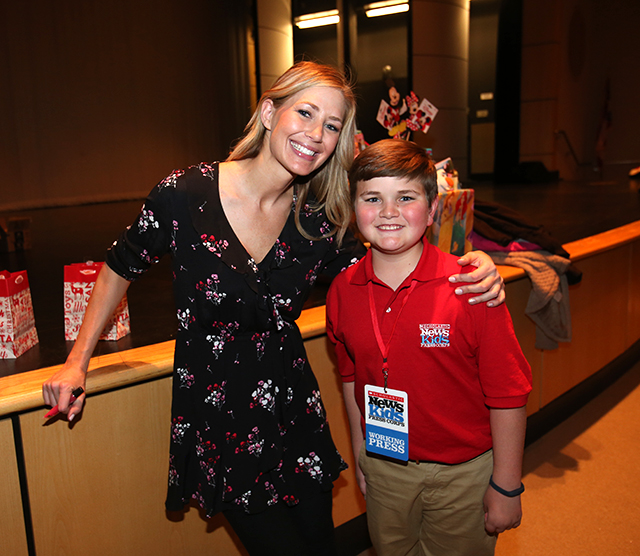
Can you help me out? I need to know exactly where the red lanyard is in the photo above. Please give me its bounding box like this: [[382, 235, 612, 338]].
[[368, 279, 417, 391]]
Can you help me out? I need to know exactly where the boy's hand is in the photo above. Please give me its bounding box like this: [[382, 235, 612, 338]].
[[355, 460, 367, 498], [483, 485, 522, 534], [449, 251, 505, 306]]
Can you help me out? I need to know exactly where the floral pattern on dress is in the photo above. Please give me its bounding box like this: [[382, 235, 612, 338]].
[[195, 430, 217, 457], [177, 308, 195, 330], [273, 239, 294, 267], [171, 416, 190, 445], [105, 162, 366, 516], [234, 427, 264, 457], [295, 452, 324, 481], [168, 455, 179, 486], [235, 490, 252, 512], [250, 379, 280, 413], [265, 481, 279, 506], [204, 381, 227, 409], [206, 321, 239, 359], [196, 274, 227, 305], [176, 366, 195, 388], [251, 331, 270, 361], [306, 389, 326, 430], [197, 162, 217, 180], [201, 234, 229, 256], [138, 207, 160, 233], [159, 169, 185, 189]]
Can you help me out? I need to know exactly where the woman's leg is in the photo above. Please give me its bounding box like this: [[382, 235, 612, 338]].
[[223, 490, 337, 556]]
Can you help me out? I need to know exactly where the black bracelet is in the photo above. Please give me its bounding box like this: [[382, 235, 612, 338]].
[[489, 475, 525, 497]]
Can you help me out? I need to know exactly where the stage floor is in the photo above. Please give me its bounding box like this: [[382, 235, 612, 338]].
[[2, 165, 639, 377]]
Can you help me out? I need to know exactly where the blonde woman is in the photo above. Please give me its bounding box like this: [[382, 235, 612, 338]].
[[43, 62, 503, 555]]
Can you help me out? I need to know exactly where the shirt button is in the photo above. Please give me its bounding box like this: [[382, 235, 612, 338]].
[[386, 307, 391, 313]]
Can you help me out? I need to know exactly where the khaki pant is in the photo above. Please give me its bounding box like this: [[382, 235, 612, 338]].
[[360, 448, 497, 556]]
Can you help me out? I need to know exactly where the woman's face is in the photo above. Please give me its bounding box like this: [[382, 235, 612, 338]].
[[261, 86, 346, 179]]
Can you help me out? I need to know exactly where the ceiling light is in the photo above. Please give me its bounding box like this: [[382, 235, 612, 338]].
[[365, 0, 409, 18], [294, 9, 340, 29]]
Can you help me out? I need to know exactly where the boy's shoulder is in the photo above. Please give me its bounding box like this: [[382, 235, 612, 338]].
[[326, 256, 366, 308], [421, 243, 476, 280]]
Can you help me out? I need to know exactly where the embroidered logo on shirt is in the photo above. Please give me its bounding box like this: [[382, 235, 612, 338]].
[[420, 324, 450, 348]]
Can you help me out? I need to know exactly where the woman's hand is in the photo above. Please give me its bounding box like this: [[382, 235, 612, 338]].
[[42, 265, 131, 422], [448, 250, 505, 306], [42, 363, 87, 421]]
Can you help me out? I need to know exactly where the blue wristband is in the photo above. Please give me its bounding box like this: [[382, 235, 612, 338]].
[[489, 475, 524, 497]]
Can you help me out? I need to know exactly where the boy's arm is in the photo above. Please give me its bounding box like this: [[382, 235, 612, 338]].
[[343, 381, 367, 497], [484, 405, 527, 534]]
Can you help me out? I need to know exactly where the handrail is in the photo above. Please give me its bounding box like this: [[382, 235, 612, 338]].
[[1, 220, 639, 418]]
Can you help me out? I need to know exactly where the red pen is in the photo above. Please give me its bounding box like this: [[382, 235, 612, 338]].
[[44, 387, 84, 419]]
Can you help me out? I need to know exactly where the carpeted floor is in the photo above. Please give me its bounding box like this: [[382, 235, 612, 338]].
[[496, 356, 640, 555], [357, 356, 640, 556]]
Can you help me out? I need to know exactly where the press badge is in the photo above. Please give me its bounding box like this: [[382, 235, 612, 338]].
[[364, 385, 409, 461]]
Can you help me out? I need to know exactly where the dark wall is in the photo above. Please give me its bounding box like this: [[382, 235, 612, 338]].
[[293, 3, 409, 145], [468, 1, 499, 128], [0, 0, 254, 211]]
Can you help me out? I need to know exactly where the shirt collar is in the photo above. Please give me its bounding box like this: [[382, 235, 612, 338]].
[[349, 237, 447, 287]]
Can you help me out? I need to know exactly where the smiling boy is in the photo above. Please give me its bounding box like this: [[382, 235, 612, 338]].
[[326, 139, 532, 556]]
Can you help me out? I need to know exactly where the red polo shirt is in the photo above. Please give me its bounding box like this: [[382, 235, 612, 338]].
[[326, 239, 532, 464]]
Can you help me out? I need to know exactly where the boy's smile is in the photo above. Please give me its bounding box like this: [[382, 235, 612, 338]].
[[355, 176, 437, 261]]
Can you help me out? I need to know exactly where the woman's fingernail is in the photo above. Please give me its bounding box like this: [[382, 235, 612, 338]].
[[455, 288, 463, 295]]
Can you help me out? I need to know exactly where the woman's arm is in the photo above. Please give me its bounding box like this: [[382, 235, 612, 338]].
[[449, 250, 505, 306], [342, 381, 367, 497], [483, 406, 527, 534], [42, 265, 131, 421]]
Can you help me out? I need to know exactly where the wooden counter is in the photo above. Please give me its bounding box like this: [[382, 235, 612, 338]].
[[1, 221, 639, 556]]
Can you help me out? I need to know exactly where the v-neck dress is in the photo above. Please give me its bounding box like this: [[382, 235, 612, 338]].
[[106, 162, 365, 516]]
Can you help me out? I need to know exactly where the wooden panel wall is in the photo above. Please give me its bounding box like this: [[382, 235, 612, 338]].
[[18, 341, 367, 556], [541, 246, 630, 406], [503, 277, 542, 415], [0, 418, 29, 556], [1, 0, 253, 211], [305, 336, 368, 526], [521, 0, 640, 178], [21, 379, 248, 556], [628, 239, 640, 346]]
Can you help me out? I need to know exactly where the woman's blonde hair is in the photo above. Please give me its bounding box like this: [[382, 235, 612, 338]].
[[227, 61, 357, 245]]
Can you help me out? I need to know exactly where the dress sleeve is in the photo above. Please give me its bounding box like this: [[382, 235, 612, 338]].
[[106, 181, 175, 281]]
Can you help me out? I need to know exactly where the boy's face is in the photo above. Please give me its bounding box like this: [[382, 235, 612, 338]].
[[354, 176, 437, 258]]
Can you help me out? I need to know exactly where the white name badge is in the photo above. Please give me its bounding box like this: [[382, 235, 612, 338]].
[[364, 384, 409, 461]]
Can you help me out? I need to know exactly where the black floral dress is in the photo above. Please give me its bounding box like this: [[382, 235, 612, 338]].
[[106, 162, 364, 516]]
